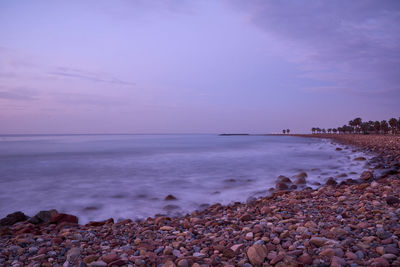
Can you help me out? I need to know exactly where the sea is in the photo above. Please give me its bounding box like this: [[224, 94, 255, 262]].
[[0, 134, 370, 224]]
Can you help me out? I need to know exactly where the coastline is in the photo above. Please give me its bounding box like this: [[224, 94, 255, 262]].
[[1, 135, 400, 267]]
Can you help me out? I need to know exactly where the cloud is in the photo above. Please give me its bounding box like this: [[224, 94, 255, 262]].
[[49, 67, 135, 86], [0, 87, 37, 101], [229, 0, 400, 97]]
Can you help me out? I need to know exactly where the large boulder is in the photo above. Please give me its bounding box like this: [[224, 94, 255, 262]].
[[50, 213, 78, 224], [28, 209, 58, 224], [0, 211, 28, 226]]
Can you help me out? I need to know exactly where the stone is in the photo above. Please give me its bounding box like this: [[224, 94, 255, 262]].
[[298, 254, 313, 265], [90, 261, 107, 267], [371, 257, 390, 267], [247, 244, 268, 266], [101, 253, 119, 264], [360, 171, 373, 181], [231, 244, 244, 253], [222, 248, 235, 258], [310, 237, 328, 247], [276, 182, 289, 190], [386, 196, 400, 205], [164, 195, 177, 201], [354, 157, 366, 161], [160, 225, 173, 231], [177, 259, 189, 267], [326, 177, 337, 186], [240, 214, 252, 221], [0, 211, 28, 226], [28, 210, 58, 224], [51, 213, 78, 224], [63, 247, 81, 267]]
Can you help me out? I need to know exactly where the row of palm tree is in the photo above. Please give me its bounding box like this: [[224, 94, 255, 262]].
[[312, 117, 400, 135], [282, 129, 290, 134]]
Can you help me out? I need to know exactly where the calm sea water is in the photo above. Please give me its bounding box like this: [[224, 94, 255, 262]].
[[0, 134, 369, 223]]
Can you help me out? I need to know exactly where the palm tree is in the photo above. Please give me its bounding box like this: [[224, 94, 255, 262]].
[[286, 129, 290, 134], [348, 120, 355, 133], [332, 128, 337, 134], [361, 122, 369, 134], [381, 120, 389, 134], [311, 128, 316, 134], [317, 128, 322, 133], [374, 121, 380, 134], [327, 128, 332, 133], [389, 118, 398, 134], [322, 128, 326, 133], [354, 117, 362, 133], [282, 129, 286, 134]]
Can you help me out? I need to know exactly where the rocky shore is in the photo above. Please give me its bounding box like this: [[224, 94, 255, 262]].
[[1, 135, 400, 267]]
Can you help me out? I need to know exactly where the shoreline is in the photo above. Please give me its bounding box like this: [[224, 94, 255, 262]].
[[1, 135, 400, 266]]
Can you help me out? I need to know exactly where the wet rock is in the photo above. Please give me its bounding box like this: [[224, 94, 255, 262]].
[[51, 213, 78, 224], [326, 177, 337, 186], [277, 175, 292, 183], [0, 211, 28, 226], [28, 209, 58, 224], [354, 157, 366, 161], [276, 182, 289, 190], [164, 194, 177, 201], [247, 244, 268, 266], [336, 147, 342, 151], [360, 171, 374, 181], [177, 259, 189, 267]]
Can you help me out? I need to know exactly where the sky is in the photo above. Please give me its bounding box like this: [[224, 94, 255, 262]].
[[0, 0, 399, 134]]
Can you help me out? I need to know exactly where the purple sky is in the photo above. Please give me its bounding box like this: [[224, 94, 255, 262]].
[[1, 0, 399, 134]]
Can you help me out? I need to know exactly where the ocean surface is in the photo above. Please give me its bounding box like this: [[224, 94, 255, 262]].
[[0, 134, 370, 223]]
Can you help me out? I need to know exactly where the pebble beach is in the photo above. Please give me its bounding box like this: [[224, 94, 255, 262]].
[[1, 134, 400, 267]]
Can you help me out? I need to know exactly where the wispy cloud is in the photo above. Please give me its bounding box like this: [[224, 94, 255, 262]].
[[0, 87, 37, 101], [49, 67, 135, 86]]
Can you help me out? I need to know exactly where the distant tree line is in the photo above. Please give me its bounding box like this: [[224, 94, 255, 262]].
[[282, 129, 290, 134], [312, 117, 400, 135]]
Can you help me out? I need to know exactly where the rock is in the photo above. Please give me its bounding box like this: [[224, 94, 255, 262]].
[[177, 259, 189, 267], [101, 253, 119, 264], [160, 225, 173, 231], [277, 175, 292, 183], [371, 257, 390, 267], [335, 147, 342, 151], [320, 248, 335, 258], [354, 157, 366, 161], [90, 261, 107, 267], [326, 177, 337, 186], [193, 252, 206, 258], [276, 182, 289, 190], [298, 254, 313, 265], [360, 171, 373, 181], [386, 196, 400, 205], [51, 213, 78, 224], [0, 211, 28, 226], [63, 247, 81, 267], [247, 244, 268, 266], [293, 172, 307, 179], [222, 248, 235, 258], [231, 244, 244, 253], [164, 195, 177, 201], [310, 237, 329, 247], [331, 256, 346, 267], [163, 261, 177, 267], [28, 210, 58, 224], [240, 214, 252, 222]]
